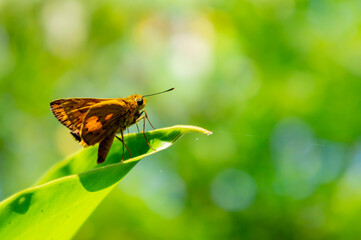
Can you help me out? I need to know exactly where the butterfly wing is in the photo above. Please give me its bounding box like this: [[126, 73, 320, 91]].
[[80, 100, 127, 146], [50, 98, 108, 134]]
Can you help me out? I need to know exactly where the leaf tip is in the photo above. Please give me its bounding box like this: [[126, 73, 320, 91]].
[[176, 125, 213, 136]]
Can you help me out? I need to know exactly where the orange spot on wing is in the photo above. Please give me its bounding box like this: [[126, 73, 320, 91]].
[[85, 116, 103, 131], [105, 113, 113, 120]]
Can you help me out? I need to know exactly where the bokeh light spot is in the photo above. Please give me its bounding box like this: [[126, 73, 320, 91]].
[[42, 0, 88, 58], [343, 144, 361, 191], [210, 168, 257, 212], [271, 117, 345, 199]]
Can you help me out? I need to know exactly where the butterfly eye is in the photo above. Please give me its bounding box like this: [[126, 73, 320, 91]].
[[136, 97, 143, 106]]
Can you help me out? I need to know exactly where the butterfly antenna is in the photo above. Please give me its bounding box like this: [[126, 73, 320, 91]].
[[143, 88, 174, 97]]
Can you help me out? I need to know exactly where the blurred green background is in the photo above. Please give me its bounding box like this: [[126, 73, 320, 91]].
[[1, 0, 361, 239]]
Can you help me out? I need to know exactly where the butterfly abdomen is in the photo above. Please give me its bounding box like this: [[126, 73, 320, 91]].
[[97, 133, 115, 163]]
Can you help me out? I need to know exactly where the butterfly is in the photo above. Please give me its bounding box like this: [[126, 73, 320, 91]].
[[50, 88, 174, 164]]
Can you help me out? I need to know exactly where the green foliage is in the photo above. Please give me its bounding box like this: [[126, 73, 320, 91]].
[[1, 0, 361, 239], [0, 125, 211, 239]]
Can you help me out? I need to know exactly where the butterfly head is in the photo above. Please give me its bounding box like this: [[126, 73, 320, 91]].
[[134, 94, 147, 110]]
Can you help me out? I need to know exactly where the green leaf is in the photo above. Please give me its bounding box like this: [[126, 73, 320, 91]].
[[0, 125, 211, 239]]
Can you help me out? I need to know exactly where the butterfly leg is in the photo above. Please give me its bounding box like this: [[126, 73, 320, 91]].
[[121, 134, 125, 161], [136, 115, 156, 151], [115, 131, 132, 160], [115, 135, 125, 161], [135, 122, 140, 133], [141, 110, 156, 129]]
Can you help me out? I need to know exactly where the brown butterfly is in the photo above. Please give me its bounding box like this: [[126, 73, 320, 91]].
[[50, 88, 174, 164]]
